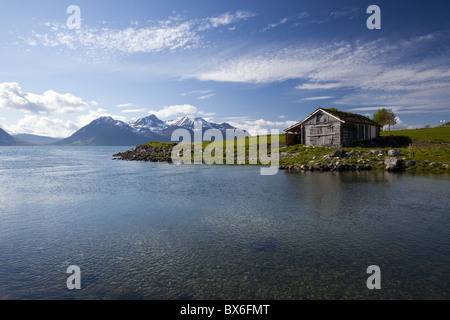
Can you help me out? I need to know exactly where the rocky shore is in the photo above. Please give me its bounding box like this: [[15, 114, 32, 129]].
[[113, 143, 175, 162], [113, 142, 448, 174], [278, 148, 448, 172]]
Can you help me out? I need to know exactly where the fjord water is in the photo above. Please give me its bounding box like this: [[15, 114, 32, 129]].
[[0, 147, 449, 300]]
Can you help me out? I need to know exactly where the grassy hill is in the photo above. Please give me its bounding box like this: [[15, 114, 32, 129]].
[[380, 126, 450, 143]]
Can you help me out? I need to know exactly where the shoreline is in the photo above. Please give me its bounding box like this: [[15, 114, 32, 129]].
[[113, 141, 450, 175]]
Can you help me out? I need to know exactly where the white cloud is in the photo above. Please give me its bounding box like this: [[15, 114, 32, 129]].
[[0, 82, 89, 115], [117, 103, 135, 108], [296, 83, 342, 90], [4, 107, 130, 137], [181, 89, 214, 99], [25, 11, 256, 56], [198, 93, 215, 100], [148, 104, 199, 119], [301, 96, 334, 101], [3, 115, 79, 137], [28, 19, 199, 54], [121, 108, 148, 113], [200, 11, 256, 30], [181, 90, 212, 96], [384, 117, 424, 131], [261, 17, 289, 32], [190, 33, 450, 113]]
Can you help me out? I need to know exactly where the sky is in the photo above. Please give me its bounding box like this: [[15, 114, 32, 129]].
[[0, 0, 449, 137]]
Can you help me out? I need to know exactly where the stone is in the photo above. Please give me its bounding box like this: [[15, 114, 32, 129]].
[[405, 160, 416, 167], [385, 157, 403, 171], [388, 149, 401, 156]]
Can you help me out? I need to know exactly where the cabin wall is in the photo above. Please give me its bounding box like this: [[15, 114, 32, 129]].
[[302, 112, 342, 147], [341, 123, 380, 146]]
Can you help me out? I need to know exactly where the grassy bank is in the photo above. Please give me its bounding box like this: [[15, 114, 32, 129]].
[[280, 127, 450, 174], [116, 127, 450, 174]]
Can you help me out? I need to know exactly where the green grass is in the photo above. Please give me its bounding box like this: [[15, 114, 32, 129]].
[[141, 129, 450, 173], [144, 141, 177, 148], [381, 126, 450, 143], [172, 134, 283, 165]]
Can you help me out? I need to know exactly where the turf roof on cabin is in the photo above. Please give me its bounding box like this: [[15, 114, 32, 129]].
[[323, 108, 381, 126], [284, 108, 381, 132]]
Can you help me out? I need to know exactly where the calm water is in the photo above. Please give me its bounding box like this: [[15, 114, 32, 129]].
[[0, 146, 449, 300]]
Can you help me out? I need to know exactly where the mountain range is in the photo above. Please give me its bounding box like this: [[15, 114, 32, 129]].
[[0, 115, 244, 146]]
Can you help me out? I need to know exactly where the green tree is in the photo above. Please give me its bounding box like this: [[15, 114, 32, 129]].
[[372, 108, 397, 131], [385, 109, 397, 131]]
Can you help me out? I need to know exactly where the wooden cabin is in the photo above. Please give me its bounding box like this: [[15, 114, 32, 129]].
[[284, 108, 381, 147]]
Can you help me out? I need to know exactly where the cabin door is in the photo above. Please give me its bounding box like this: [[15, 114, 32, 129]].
[[309, 125, 334, 146]]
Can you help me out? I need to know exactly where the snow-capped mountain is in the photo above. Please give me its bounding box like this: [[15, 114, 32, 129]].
[[166, 116, 213, 128], [52, 114, 243, 146], [53, 116, 151, 146], [129, 114, 242, 141], [129, 115, 166, 132]]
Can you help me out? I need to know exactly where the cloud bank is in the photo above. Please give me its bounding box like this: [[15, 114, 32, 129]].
[[25, 11, 256, 55], [190, 32, 450, 114], [0, 82, 89, 115]]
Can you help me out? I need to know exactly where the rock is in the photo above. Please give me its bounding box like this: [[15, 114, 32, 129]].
[[405, 160, 416, 167], [332, 150, 347, 158], [388, 149, 401, 156], [430, 162, 439, 167], [385, 157, 403, 171]]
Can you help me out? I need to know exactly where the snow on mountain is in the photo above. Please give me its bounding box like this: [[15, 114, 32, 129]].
[[129, 115, 166, 132], [166, 116, 213, 128], [52, 114, 244, 146]]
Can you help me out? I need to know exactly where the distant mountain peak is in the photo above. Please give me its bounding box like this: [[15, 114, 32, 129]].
[[167, 116, 212, 128], [50, 115, 243, 146], [129, 114, 166, 131]]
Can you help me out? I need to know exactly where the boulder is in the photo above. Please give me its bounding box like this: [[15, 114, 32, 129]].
[[405, 160, 416, 167], [388, 149, 401, 156], [385, 157, 403, 171]]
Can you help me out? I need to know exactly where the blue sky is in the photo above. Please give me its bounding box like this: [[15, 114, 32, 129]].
[[1, 0, 449, 137]]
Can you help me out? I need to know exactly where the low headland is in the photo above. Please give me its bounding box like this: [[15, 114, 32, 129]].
[[113, 126, 450, 174]]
